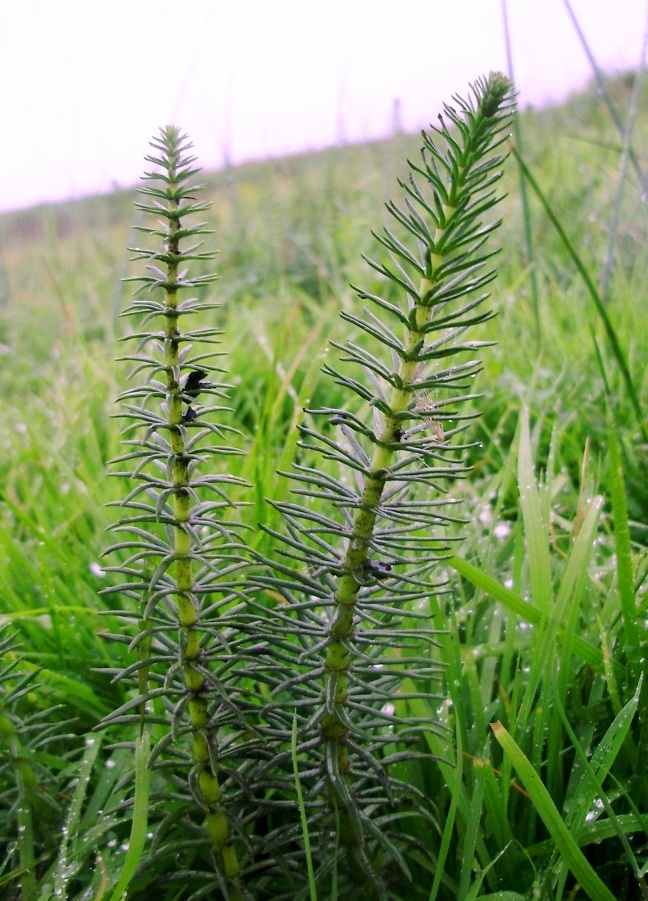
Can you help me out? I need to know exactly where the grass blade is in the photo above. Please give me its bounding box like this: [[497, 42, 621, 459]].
[[109, 730, 150, 901], [491, 721, 616, 901], [606, 409, 639, 659], [562, 0, 648, 194], [517, 408, 551, 616], [427, 714, 463, 901], [510, 145, 648, 445], [448, 555, 607, 672], [292, 712, 317, 901]]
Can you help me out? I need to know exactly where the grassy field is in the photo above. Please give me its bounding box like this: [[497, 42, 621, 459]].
[[0, 71, 646, 900]]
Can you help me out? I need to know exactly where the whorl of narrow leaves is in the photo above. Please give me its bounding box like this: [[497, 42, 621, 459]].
[[100, 127, 251, 899], [0, 626, 74, 898], [250, 73, 514, 897]]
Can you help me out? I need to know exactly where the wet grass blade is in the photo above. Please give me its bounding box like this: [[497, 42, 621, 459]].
[[448, 555, 608, 673], [511, 144, 647, 445], [492, 721, 616, 901]]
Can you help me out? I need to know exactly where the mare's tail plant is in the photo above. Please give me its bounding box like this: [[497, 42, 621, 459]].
[[249, 73, 515, 896], [96, 76, 513, 899], [101, 127, 254, 899]]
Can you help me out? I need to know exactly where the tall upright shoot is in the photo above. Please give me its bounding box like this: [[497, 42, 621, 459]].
[[252, 73, 515, 894], [102, 127, 248, 898]]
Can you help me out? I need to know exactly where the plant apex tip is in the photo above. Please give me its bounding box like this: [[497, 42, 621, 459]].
[[482, 71, 515, 116]]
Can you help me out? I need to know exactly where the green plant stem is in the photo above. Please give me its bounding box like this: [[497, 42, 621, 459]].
[[323, 71, 511, 834], [323, 265, 440, 827], [157, 133, 242, 895]]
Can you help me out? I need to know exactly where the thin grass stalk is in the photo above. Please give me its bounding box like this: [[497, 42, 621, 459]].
[[292, 713, 318, 901], [511, 145, 648, 446], [108, 732, 151, 901], [154, 146, 232, 874], [599, 27, 648, 300], [501, 0, 540, 341], [562, 0, 648, 195]]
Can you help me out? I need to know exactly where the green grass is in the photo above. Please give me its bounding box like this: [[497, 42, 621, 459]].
[[0, 70, 646, 899]]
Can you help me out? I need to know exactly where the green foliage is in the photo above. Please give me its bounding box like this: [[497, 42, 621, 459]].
[[0, 61, 646, 901], [100, 127, 257, 899], [444, 406, 648, 898], [92, 78, 514, 898], [0, 629, 135, 901], [246, 72, 515, 898]]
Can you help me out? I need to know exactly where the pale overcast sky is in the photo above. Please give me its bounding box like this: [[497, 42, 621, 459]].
[[2, 0, 646, 211]]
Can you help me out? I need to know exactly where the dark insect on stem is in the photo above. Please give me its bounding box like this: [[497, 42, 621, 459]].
[[181, 406, 198, 424], [363, 560, 393, 581], [182, 369, 208, 401]]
